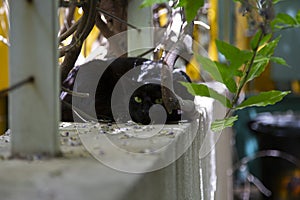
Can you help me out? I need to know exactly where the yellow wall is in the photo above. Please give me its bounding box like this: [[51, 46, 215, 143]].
[[0, 0, 9, 134], [208, 0, 218, 61]]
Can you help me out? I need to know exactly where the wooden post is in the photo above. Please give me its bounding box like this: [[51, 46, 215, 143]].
[[9, 0, 60, 157]]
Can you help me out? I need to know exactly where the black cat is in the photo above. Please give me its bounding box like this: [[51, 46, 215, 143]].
[[61, 57, 194, 124]]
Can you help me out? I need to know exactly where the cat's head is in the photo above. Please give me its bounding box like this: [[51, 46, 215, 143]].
[[129, 83, 182, 125]]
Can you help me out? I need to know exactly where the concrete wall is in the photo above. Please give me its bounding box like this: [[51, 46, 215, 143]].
[[0, 96, 233, 200]]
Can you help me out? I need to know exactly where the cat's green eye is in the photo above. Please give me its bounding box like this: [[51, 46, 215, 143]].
[[155, 98, 163, 104], [134, 96, 142, 103]]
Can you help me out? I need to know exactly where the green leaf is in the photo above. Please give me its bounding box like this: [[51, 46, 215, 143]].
[[234, 70, 244, 77], [246, 59, 269, 83], [195, 55, 237, 93], [272, 0, 284, 4], [140, 0, 169, 7], [184, 0, 204, 22], [270, 56, 288, 66], [253, 55, 270, 63], [215, 62, 238, 93], [235, 90, 290, 110], [216, 40, 252, 69], [176, 0, 186, 7], [180, 82, 233, 108], [272, 13, 299, 29], [246, 37, 285, 83], [296, 10, 300, 24], [195, 55, 223, 82], [250, 31, 272, 51], [211, 116, 238, 132], [175, 0, 204, 22], [250, 30, 262, 50], [260, 34, 272, 46], [258, 36, 280, 57], [274, 13, 297, 25]]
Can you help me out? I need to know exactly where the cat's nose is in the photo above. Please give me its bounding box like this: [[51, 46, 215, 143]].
[[141, 104, 153, 114], [141, 109, 149, 114]]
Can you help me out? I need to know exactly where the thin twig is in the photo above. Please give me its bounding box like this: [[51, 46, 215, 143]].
[[0, 76, 34, 97], [61, 86, 90, 98], [59, 4, 76, 35], [59, 18, 81, 43], [96, 7, 141, 32]]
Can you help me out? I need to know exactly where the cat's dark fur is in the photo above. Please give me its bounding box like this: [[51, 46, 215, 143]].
[[61, 57, 193, 124]]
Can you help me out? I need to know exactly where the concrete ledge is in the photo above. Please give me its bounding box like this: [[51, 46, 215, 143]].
[[0, 117, 206, 200], [0, 87, 234, 200]]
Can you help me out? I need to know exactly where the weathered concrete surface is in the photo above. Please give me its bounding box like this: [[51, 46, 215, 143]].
[[0, 91, 233, 200], [0, 119, 204, 200]]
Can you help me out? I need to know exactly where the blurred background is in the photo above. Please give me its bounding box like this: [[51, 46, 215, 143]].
[[1, 0, 300, 199]]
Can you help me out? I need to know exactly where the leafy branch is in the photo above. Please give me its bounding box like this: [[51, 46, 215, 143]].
[[141, 0, 297, 132], [181, 0, 299, 132], [230, 31, 264, 115]]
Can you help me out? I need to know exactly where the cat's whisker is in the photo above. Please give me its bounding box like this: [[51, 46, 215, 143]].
[[61, 100, 98, 123], [61, 86, 90, 98]]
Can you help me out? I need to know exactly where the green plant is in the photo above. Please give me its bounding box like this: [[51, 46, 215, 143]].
[[142, 0, 300, 132]]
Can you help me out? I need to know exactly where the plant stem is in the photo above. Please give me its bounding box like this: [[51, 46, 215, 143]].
[[225, 29, 264, 118]]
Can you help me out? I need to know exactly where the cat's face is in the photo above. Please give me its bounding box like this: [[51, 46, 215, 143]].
[[129, 84, 166, 125], [129, 83, 183, 125]]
